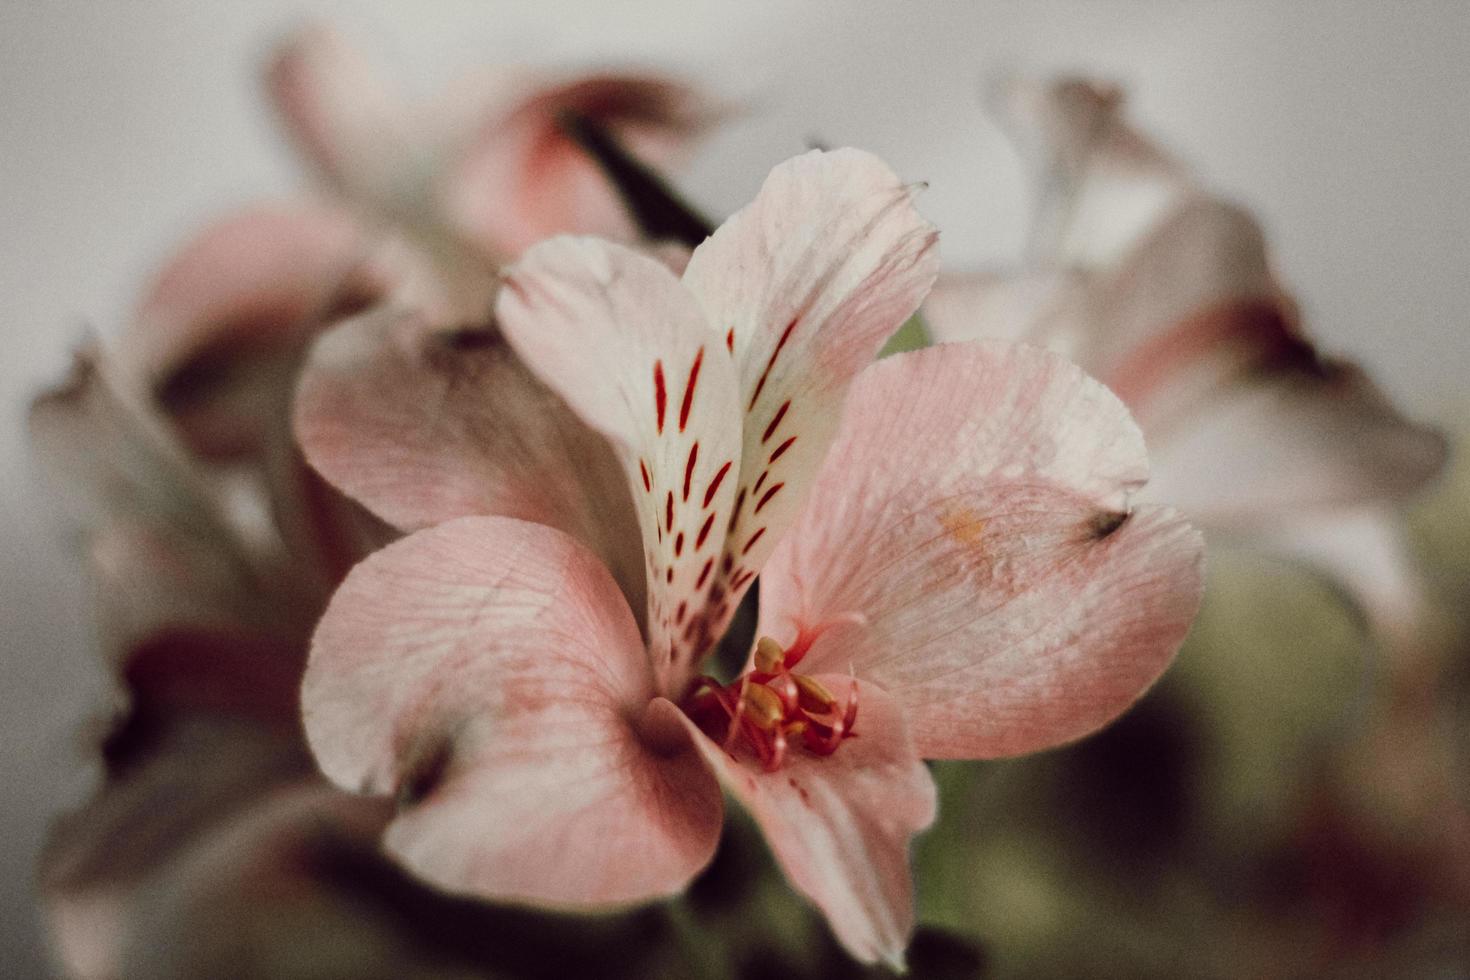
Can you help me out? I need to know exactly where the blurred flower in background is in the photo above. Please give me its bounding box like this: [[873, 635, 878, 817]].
[[14, 10, 1469, 980], [917, 77, 1468, 976]]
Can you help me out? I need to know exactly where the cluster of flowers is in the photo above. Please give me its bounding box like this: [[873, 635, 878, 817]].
[[32, 26, 1445, 978]]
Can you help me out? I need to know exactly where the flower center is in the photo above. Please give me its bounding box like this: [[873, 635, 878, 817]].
[[682, 634, 858, 771]]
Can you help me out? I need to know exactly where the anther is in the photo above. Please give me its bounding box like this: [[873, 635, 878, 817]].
[[754, 636, 785, 674], [792, 673, 836, 712], [742, 683, 785, 731]]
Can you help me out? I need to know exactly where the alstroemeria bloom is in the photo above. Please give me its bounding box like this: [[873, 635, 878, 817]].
[[267, 23, 716, 320], [299, 148, 1205, 967], [925, 78, 1447, 657]]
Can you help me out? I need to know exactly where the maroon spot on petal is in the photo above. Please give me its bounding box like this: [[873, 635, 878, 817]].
[[729, 489, 746, 533], [674, 532, 684, 557], [679, 347, 703, 432], [703, 460, 733, 507], [721, 553, 734, 574], [666, 566, 674, 584], [725, 327, 735, 353], [695, 512, 716, 551], [1090, 510, 1129, 539], [747, 317, 800, 411], [666, 491, 675, 533], [639, 459, 651, 493], [754, 481, 784, 515], [683, 442, 699, 502], [741, 527, 766, 556], [652, 359, 670, 431], [753, 471, 768, 496], [696, 558, 714, 589], [675, 600, 687, 625], [769, 435, 797, 464], [761, 399, 791, 444]]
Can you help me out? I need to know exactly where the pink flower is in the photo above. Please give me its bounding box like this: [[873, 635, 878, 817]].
[[925, 78, 1447, 656], [297, 148, 1205, 967], [267, 23, 717, 320]]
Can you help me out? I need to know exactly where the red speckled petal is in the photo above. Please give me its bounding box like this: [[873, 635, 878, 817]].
[[497, 238, 743, 694], [680, 148, 939, 624]]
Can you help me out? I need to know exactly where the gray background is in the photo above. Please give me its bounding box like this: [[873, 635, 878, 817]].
[[3, 2, 1467, 975]]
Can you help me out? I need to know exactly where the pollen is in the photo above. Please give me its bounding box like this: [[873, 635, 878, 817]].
[[683, 634, 859, 772]]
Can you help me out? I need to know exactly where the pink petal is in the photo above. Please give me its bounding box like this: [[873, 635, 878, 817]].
[[675, 676, 935, 970], [448, 73, 715, 259], [127, 204, 385, 459], [992, 75, 1188, 265], [294, 306, 646, 616], [497, 238, 744, 694], [1143, 358, 1448, 525], [680, 148, 939, 611], [303, 516, 722, 904], [759, 342, 1205, 759], [265, 25, 418, 212]]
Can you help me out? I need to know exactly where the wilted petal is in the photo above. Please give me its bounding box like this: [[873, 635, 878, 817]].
[[448, 73, 715, 259], [759, 342, 1204, 758], [27, 351, 300, 655], [677, 676, 934, 970], [680, 148, 938, 609], [1143, 359, 1447, 526], [992, 75, 1187, 265], [294, 306, 645, 615], [497, 238, 744, 692], [303, 516, 722, 904]]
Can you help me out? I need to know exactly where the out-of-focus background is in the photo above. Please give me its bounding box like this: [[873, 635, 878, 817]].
[[2, 1, 1466, 975]]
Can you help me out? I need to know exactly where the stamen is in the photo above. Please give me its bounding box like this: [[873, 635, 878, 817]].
[[742, 683, 784, 730], [680, 632, 859, 770], [793, 673, 836, 711], [754, 635, 785, 673]]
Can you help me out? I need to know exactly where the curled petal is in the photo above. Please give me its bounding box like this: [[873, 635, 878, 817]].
[[760, 342, 1205, 758], [681, 148, 939, 615], [26, 350, 298, 656], [448, 73, 717, 258], [1144, 359, 1448, 525], [303, 517, 722, 904], [497, 238, 744, 694], [126, 204, 384, 460], [294, 306, 645, 616], [676, 676, 935, 970], [1261, 508, 1438, 662], [992, 75, 1187, 265]]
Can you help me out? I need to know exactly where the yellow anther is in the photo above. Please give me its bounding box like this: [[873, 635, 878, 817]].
[[742, 682, 785, 730], [754, 636, 785, 674], [792, 674, 836, 711]]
